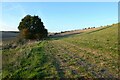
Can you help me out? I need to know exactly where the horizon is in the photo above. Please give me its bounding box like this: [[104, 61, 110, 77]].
[[1, 2, 118, 32], [0, 23, 118, 33]]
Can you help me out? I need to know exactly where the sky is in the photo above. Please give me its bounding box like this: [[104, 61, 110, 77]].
[[1, 2, 118, 32]]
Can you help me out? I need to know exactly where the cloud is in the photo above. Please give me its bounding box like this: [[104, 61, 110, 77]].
[[0, 21, 19, 31], [4, 3, 26, 18], [1, 3, 27, 31]]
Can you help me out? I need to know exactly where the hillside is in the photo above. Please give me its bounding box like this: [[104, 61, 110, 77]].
[[1, 24, 118, 79], [1, 31, 19, 40]]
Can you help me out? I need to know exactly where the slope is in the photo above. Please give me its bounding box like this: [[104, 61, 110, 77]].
[[2, 24, 118, 79]]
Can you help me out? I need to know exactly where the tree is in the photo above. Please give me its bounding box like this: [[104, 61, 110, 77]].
[[18, 15, 48, 39]]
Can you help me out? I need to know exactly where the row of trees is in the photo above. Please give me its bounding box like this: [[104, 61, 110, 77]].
[[83, 27, 95, 30]]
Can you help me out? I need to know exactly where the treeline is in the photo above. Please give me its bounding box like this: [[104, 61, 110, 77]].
[[82, 27, 95, 30]]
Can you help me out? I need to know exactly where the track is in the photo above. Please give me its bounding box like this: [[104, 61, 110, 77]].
[[44, 40, 118, 78]]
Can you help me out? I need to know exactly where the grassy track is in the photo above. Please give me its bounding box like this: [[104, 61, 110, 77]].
[[2, 24, 118, 79]]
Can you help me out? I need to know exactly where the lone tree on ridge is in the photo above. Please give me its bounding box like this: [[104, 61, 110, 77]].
[[18, 15, 48, 39]]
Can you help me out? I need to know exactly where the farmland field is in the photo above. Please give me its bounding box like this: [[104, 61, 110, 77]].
[[1, 24, 119, 79]]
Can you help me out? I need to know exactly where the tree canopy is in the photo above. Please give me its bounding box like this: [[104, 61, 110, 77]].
[[18, 15, 48, 39]]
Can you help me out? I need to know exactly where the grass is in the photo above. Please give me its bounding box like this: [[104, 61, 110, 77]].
[[2, 23, 119, 79], [2, 41, 59, 79]]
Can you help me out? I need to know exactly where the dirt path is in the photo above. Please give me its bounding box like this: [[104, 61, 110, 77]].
[[44, 40, 118, 78]]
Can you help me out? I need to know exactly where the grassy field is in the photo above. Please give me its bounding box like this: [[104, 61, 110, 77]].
[[1, 24, 119, 79]]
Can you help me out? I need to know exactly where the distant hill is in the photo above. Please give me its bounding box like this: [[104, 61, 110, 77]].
[[1, 31, 19, 40], [1, 25, 101, 40]]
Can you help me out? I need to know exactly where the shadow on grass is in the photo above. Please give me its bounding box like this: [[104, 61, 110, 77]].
[[52, 57, 65, 78]]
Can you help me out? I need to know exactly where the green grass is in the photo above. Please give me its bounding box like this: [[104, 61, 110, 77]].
[[2, 23, 118, 79], [2, 41, 59, 79]]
